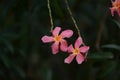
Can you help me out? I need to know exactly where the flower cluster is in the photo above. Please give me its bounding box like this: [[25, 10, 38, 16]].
[[41, 27, 89, 64], [110, 0, 120, 16]]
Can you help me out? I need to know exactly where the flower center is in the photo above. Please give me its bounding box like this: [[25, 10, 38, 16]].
[[73, 48, 80, 55], [54, 35, 62, 42], [113, 2, 120, 9]]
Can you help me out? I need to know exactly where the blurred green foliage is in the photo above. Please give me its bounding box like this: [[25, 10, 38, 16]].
[[0, 0, 120, 80]]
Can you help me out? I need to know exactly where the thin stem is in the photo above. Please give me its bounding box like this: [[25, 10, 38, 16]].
[[95, 22, 104, 51], [95, 11, 107, 51], [48, 0, 54, 32], [64, 0, 88, 58], [64, 0, 81, 36]]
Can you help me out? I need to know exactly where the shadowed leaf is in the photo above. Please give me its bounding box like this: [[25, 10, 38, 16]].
[[88, 52, 113, 59], [101, 44, 120, 51]]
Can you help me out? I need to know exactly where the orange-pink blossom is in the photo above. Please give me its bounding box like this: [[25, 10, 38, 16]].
[[64, 37, 89, 64], [41, 27, 73, 54], [110, 0, 120, 16]]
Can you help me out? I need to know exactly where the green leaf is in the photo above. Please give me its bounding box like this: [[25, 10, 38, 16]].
[[101, 44, 120, 51], [88, 52, 113, 59]]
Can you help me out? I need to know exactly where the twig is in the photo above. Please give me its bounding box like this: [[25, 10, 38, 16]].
[[64, 0, 81, 37], [48, 0, 54, 32]]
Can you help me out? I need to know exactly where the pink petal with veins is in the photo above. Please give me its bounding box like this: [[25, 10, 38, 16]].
[[110, 8, 115, 16], [60, 30, 73, 38], [74, 37, 83, 48], [51, 42, 59, 54], [64, 54, 75, 64], [52, 27, 61, 36], [80, 46, 90, 53], [76, 53, 84, 64], [41, 36, 54, 43], [68, 45, 74, 53], [60, 39, 68, 52]]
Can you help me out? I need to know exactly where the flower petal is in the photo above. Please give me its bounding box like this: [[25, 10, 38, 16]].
[[60, 39, 68, 52], [80, 46, 90, 53], [110, 8, 115, 16], [68, 45, 74, 53], [117, 9, 120, 16], [41, 35, 54, 43], [76, 53, 84, 64], [52, 27, 61, 36], [64, 54, 75, 64], [60, 30, 73, 38], [116, 0, 120, 3], [74, 37, 83, 48], [51, 42, 59, 54]]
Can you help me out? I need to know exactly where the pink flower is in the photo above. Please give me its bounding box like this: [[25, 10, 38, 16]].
[[110, 0, 120, 16], [64, 37, 89, 64], [41, 27, 73, 54]]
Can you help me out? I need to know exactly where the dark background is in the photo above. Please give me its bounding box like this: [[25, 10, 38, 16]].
[[0, 0, 120, 80]]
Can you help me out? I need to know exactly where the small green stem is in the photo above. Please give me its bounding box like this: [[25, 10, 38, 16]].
[[64, 0, 81, 36], [65, 0, 88, 58], [48, 0, 54, 32]]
